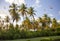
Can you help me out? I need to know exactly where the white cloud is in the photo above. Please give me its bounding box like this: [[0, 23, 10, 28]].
[[0, 14, 6, 18], [5, 0, 25, 5], [0, 10, 10, 18], [5, 0, 14, 4], [0, 10, 7, 18], [35, 0, 40, 4], [48, 14, 54, 17], [32, 0, 41, 9]]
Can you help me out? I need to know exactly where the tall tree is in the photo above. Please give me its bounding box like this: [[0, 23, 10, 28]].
[[37, 17, 42, 30], [41, 14, 51, 29], [22, 17, 31, 30], [5, 16, 10, 29], [41, 14, 48, 29], [18, 4, 27, 19], [52, 18, 57, 29], [5, 16, 10, 23], [47, 17, 51, 27], [0, 17, 2, 29], [9, 3, 20, 23], [27, 7, 36, 21]]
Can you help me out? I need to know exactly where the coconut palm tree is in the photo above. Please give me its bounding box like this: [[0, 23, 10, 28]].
[[5, 16, 10, 29], [0, 16, 2, 29], [9, 3, 20, 23], [18, 4, 27, 19], [44, 16, 51, 29], [52, 18, 57, 29], [41, 14, 48, 29], [34, 21, 39, 31], [5, 16, 10, 23], [38, 17, 42, 23], [27, 7, 36, 21], [43, 14, 48, 20], [22, 17, 31, 30], [47, 17, 51, 27], [37, 17, 42, 30], [14, 13, 20, 23], [41, 14, 51, 30]]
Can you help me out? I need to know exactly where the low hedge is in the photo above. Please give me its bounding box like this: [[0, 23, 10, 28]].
[[0, 28, 60, 40]]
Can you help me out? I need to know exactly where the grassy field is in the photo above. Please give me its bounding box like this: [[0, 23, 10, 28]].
[[1, 36, 60, 41]]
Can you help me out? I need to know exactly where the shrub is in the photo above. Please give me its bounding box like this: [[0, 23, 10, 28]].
[[0, 26, 60, 40]]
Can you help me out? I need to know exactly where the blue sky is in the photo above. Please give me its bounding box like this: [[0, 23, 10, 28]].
[[0, 0, 60, 20]]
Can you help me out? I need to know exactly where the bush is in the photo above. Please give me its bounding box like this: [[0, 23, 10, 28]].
[[0, 26, 60, 40]]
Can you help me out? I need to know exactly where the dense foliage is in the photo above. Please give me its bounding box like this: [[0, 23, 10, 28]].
[[0, 3, 60, 40], [0, 24, 60, 40]]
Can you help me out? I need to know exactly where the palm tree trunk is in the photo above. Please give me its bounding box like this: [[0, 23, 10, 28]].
[[32, 16, 35, 21]]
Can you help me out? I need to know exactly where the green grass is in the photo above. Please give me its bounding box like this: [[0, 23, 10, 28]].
[[1, 36, 60, 41]]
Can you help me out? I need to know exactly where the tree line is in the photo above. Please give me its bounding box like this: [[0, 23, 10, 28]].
[[0, 3, 60, 40]]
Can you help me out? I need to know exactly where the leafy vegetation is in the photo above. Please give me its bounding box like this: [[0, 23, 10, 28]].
[[0, 3, 60, 40]]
